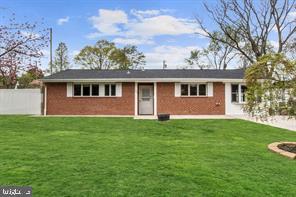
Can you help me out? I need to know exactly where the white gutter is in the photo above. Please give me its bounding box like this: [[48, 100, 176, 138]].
[[42, 78, 245, 83]]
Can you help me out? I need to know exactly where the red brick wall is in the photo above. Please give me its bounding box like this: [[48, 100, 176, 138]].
[[45, 82, 134, 115], [45, 82, 225, 115], [157, 82, 225, 115]]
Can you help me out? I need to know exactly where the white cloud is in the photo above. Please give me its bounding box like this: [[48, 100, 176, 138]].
[[57, 16, 70, 25], [131, 9, 161, 18], [85, 32, 102, 39], [89, 9, 128, 35], [113, 37, 154, 45], [269, 40, 279, 50], [145, 45, 198, 68], [130, 9, 173, 19], [21, 31, 40, 39], [288, 11, 296, 19], [87, 9, 204, 40], [71, 50, 80, 57], [41, 49, 49, 58], [127, 15, 201, 37]]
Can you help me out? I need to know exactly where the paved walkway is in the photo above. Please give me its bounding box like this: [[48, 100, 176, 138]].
[[134, 115, 234, 119], [234, 115, 296, 131]]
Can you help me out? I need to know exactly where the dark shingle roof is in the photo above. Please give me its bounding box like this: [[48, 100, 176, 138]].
[[43, 69, 245, 80]]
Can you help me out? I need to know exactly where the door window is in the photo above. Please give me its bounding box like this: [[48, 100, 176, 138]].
[[142, 88, 151, 97]]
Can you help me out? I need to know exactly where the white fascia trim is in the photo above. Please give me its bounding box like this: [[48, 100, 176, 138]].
[[42, 78, 245, 83]]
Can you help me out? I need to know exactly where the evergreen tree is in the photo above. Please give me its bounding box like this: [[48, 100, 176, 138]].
[[53, 42, 70, 73]]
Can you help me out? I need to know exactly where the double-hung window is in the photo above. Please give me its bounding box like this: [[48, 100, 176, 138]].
[[104, 84, 116, 96], [73, 84, 82, 96], [83, 84, 90, 96], [72, 83, 119, 97], [181, 84, 189, 96], [231, 84, 247, 103], [73, 84, 99, 97], [199, 84, 207, 96], [181, 83, 207, 96], [91, 84, 99, 96], [74, 84, 91, 96]]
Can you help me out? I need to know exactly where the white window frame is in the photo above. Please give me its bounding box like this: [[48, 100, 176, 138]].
[[73, 84, 82, 97], [91, 84, 100, 96], [72, 83, 118, 97], [104, 83, 116, 97], [180, 83, 208, 97], [231, 84, 247, 104]]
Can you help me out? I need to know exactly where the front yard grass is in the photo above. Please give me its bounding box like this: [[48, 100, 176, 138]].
[[0, 116, 295, 196]]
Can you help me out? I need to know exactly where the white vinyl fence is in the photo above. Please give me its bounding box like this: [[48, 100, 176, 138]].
[[0, 89, 42, 115]]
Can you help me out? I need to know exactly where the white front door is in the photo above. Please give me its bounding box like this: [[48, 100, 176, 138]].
[[139, 85, 154, 115]]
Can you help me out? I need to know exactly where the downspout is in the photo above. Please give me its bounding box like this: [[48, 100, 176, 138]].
[[154, 82, 157, 116], [44, 84, 47, 116], [134, 82, 138, 116]]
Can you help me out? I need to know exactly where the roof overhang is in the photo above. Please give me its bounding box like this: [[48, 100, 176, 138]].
[[42, 78, 245, 83]]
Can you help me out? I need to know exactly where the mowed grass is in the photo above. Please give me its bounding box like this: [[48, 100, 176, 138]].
[[0, 116, 295, 196]]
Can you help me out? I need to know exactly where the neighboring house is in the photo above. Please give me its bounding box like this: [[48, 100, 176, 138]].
[[42, 69, 247, 116], [30, 79, 43, 87]]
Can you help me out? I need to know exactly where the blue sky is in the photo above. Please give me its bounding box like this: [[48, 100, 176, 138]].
[[1, 0, 216, 69]]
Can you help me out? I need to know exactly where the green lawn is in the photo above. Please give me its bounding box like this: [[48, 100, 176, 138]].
[[0, 116, 295, 196]]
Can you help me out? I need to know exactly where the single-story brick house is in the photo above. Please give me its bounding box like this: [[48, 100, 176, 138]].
[[42, 69, 247, 116]]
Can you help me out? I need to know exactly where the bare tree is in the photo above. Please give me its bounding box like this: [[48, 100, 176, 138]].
[[0, 14, 48, 87], [203, 32, 237, 69], [196, 0, 296, 66], [185, 49, 209, 69], [185, 32, 237, 70]]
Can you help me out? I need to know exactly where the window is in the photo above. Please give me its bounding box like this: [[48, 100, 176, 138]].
[[199, 84, 206, 96], [83, 84, 90, 96], [231, 84, 247, 103], [105, 84, 110, 96], [72, 83, 119, 97], [142, 88, 151, 97], [74, 84, 92, 96], [111, 84, 116, 96], [241, 85, 247, 102], [181, 84, 188, 96], [190, 84, 197, 96], [231, 84, 239, 102], [105, 84, 116, 96], [181, 83, 207, 96], [92, 84, 99, 96], [73, 84, 81, 96]]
